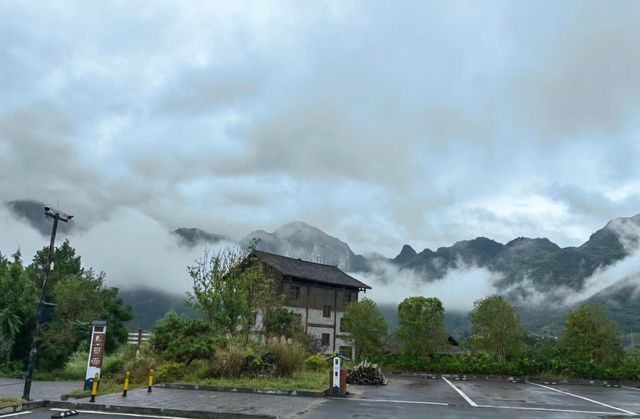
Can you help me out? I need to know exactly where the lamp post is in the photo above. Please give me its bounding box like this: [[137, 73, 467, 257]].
[[22, 206, 73, 401]]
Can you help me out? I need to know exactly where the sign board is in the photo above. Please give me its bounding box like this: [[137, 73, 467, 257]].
[[332, 356, 341, 393], [84, 320, 107, 390]]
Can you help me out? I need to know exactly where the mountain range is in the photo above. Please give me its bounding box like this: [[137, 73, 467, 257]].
[[5, 199, 640, 335]]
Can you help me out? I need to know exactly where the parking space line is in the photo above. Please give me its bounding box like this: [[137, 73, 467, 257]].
[[441, 377, 477, 407], [0, 412, 33, 418], [476, 404, 630, 415], [336, 398, 449, 406], [526, 381, 637, 415], [622, 385, 640, 391], [49, 409, 192, 419]]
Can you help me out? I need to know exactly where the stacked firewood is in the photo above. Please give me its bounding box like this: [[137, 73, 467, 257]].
[[346, 361, 387, 385]]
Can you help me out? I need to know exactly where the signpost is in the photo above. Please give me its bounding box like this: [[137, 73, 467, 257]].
[[84, 320, 107, 390]]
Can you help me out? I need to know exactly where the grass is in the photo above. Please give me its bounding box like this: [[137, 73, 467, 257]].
[[0, 397, 25, 408], [195, 370, 328, 392], [63, 382, 145, 398]]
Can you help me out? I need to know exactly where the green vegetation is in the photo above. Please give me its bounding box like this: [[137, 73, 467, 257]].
[[342, 298, 388, 360], [396, 296, 448, 356], [560, 303, 625, 376], [0, 242, 132, 376], [470, 295, 525, 364], [0, 397, 25, 408], [198, 370, 327, 391]]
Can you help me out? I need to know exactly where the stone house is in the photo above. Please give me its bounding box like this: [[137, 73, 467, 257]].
[[252, 250, 371, 359]]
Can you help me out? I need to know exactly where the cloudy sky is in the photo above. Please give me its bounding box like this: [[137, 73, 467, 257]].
[[2, 0, 640, 260]]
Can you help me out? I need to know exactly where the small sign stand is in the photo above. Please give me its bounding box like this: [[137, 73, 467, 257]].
[[332, 356, 341, 396], [84, 320, 108, 390]]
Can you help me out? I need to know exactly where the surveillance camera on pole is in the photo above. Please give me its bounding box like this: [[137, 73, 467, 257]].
[[22, 205, 74, 401]]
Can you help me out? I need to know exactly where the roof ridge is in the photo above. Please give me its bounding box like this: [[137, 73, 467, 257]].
[[253, 249, 339, 267]]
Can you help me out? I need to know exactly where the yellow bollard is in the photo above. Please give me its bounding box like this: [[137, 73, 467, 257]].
[[147, 368, 154, 393], [89, 373, 99, 402], [122, 371, 131, 397]]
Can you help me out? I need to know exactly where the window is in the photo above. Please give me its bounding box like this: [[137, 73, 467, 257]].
[[289, 285, 300, 300], [343, 292, 352, 306], [340, 317, 348, 332], [292, 313, 302, 325], [339, 346, 353, 359], [323, 305, 332, 318], [321, 333, 330, 346]]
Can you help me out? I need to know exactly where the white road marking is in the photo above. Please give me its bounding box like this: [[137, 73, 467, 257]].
[[335, 398, 448, 406], [441, 376, 477, 407], [526, 380, 637, 415], [0, 412, 33, 418], [49, 409, 192, 419], [622, 385, 640, 392], [477, 404, 633, 415]]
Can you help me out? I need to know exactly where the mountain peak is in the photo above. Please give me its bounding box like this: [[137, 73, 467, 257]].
[[173, 228, 228, 247], [393, 244, 417, 264]]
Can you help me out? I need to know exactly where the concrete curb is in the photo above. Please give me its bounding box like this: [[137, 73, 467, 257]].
[[156, 383, 326, 398], [0, 400, 46, 415], [388, 372, 640, 387], [48, 400, 277, 419]]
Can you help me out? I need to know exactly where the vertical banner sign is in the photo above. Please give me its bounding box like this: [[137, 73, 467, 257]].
[[84, 320, 108, 390]]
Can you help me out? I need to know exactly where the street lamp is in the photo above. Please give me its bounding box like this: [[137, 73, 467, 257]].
[[22, 206, 73, 401]]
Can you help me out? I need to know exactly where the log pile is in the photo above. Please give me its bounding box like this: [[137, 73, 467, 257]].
[[346, 361, 387, 385]]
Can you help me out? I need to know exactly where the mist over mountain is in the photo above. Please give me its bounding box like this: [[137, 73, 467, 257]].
[[240, 221, 369, 272], [6, 199, 76, 236], [173, 228, 230, 248], [4, 199, 640, 333]]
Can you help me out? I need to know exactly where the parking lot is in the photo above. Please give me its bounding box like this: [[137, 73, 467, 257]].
[[308, 375, 640, 418], [2, 376, 639, 418]]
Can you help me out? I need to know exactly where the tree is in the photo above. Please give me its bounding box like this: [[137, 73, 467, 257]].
[[150, 311, 219, 365], [560, 303, 623, 371], [470, 295, 524, 364], [21, 241, 133, 370], [0, 251, 36, 366], [396, 296, 448, 356], [187, 242, 279, 342], [342, 298, 388, 360]]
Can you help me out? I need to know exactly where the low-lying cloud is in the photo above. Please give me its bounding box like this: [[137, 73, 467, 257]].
[[356, 260, 502, 312], [0, 206, 233, 295]]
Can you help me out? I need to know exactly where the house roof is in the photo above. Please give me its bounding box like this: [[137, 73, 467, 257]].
[[253, 250, 371, 290]]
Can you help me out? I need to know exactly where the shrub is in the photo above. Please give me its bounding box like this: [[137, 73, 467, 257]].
[[156, 361, 187, 383], [305, 354, 328, 372], [208, 340, 247, 378], [266, 337, 306, 377], [151, 312, 219, 365]]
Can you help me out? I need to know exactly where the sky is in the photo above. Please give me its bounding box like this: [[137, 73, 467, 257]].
[[2, 0, 640, 263]]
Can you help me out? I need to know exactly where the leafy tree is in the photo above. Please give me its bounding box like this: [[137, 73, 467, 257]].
[[22, 241, 132, 369], [187, 243, 279, 342], [396, 296, 448, 356], [0, 251, 36, 366], [264, 307, 299, 339], [470, 295, 525, 364], [341, 298, 388, 360], [560, 303, 623, 371], [150, 311, 219, 365]]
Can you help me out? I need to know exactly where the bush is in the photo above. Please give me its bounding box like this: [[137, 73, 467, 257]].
[[266, 337, 306, 377], [305, 354, 328, 372], [207, 340, 247, 378], [156, 361, 187, 383], [151, 312, 220, 365]]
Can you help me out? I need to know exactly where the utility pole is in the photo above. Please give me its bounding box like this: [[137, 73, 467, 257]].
[[22, 206, 73, 401]]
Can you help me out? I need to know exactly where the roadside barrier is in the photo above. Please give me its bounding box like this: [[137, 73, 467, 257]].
[[122, 371, 131, 397], [89, 373, 100, 403], [147, 368, 154, 393]]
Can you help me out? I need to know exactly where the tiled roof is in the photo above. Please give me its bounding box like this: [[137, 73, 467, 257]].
[[253, 250, 371, 290]]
